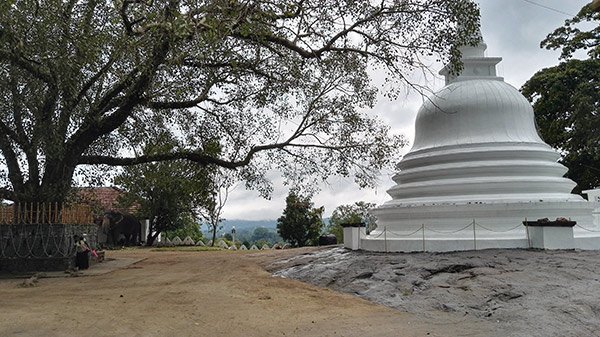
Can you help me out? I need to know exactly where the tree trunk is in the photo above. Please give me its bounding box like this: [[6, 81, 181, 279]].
[[145, 219, 160, 246], [11, 158, 76, 204], [211, 223, 218, 247], [146, 231, 160, 246]]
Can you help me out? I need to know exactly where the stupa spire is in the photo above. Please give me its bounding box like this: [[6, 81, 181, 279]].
[[439, 28, 503, 85], [459, 27, 486, 57]]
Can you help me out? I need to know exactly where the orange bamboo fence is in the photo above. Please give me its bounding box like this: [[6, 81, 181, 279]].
[[0, 203, 94, 225]]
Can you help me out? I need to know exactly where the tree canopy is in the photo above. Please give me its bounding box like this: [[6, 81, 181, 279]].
[[521, 59, 600, 193], [114, 133, 213, 244], [541, 3, 600, 60], [249, 227, 281, 246], [522, 3, 600, 192], [327, 201, 377, 242], [163, 213, 204, 243], [276, 191, 323, 247], [0, 0, 480, 203]]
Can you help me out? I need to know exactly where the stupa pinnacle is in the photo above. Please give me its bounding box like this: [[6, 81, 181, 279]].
[[362, 30, 600, 252]]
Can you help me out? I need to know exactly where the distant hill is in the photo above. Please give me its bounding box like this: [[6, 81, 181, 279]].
[[203, 218, 331, 237], [201, 219, 277, 237], [222, 218, 331, 230], [220, 219, 277, 231]]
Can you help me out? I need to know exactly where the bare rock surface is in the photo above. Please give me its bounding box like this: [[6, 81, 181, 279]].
[[268, 247, 600, 337]]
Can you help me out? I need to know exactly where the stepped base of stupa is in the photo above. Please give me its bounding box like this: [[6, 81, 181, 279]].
[[361, 29, 600, 252], [362, 201, 600, 252]]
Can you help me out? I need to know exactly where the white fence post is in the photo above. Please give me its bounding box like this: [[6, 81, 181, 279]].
[[384, 226, 387, 253], [525, 217, 531, 248], [472, 219, 477, 250], [422, 224, 425, 252]]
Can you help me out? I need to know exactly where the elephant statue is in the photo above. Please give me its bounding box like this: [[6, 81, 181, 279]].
[[100, 211, 141, 246]]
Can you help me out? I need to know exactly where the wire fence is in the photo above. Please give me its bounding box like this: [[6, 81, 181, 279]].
[[0, 203, 97, 259], [355, 218, 600, 252], [0, 223, 98, 259]]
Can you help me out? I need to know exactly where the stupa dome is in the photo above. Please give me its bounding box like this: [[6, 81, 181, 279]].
[[363, 30, 600, 252], [412, 80, 544, 152]]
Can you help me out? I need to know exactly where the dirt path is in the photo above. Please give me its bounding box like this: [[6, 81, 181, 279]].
[[0, 247, 493, 337]]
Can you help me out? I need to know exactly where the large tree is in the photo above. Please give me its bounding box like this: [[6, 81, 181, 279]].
[[114, 133, 213, 245], [521, 4, 600, 192], [521, 60, 600, 193], [540, 3, 600, 60], [277, 191, 323, 247], [0, 0, 480, 204]]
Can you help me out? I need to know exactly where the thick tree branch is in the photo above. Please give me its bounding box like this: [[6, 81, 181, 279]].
[[66, 3, 178, 165], [68, 54, 160, 156], [78, 134, 295, 169], [7, 75, 40, 186], [87, 67, 141, 119], [62, 55, 119, 129], [120, 0, 149, 36], [0, 47, 53, 84], [145, 80, 214, 109], [8, 75, 30, 147], [0, 114, 22, 145], [0, 129, 24, 192], [79, 151, 242, 169], [31, 78, 61, 157], [77, 136, 367, 170]]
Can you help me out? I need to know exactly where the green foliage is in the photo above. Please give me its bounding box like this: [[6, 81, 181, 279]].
[[0, 0, 479, 204], [522, 2, 600, 192], [253, 239, 270, 248], [231, 226, 283, 247], [164, 215, 204, 243], [521, 59, 600, 192], [114, 135, 213, 245], [250, 227, 282, 245], [327, 201, 377, 243], [276, 192, 324, 247], [541, 4, 600, 60]]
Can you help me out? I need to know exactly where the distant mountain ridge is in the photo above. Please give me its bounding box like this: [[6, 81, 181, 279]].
[[221, 219, 277, 231], [203, 218, 332, 241], [221, 218, 331, 232]]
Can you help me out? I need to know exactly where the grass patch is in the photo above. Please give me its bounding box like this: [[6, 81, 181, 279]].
[[151, 246, 224, 252]]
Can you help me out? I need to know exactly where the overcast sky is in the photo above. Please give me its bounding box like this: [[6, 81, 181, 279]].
[[222, 0, 591, 221]]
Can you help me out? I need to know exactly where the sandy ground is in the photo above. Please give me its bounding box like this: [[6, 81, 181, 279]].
[[269, 247, 600, 337], [0, 247, 495, 337]]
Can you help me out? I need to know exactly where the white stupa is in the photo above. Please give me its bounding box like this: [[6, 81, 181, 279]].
[[363, 32, 600, 252]]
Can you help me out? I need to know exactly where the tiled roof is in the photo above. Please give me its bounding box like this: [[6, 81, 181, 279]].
[[76, 187, 139, 215]]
